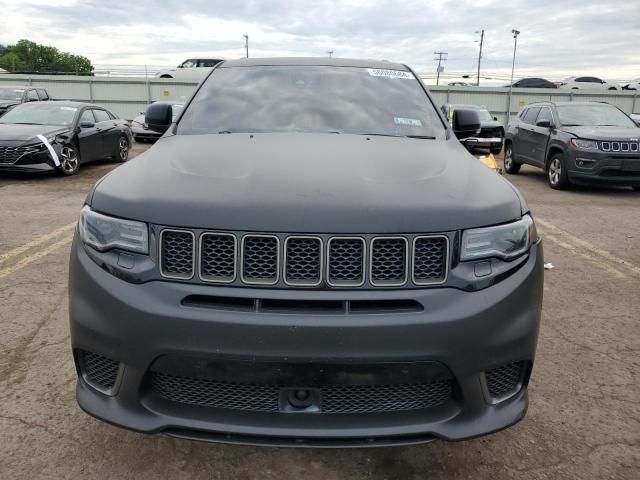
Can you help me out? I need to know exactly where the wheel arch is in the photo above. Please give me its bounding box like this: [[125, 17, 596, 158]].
[[546, 145, 565, 168]]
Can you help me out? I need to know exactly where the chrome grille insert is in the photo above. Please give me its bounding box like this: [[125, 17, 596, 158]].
[[284, 236, 322, 286], [327, 237, 365, 287], [412, 236, 448, 285], [160, 229, 195, 279], [199, 233, 237, 283], [369, 237, 408, 286], [241, 234, 280, 285]]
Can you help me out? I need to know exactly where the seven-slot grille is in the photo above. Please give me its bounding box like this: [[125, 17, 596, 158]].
[[160, 229, 448, 288], [600, 141, 640, 152]]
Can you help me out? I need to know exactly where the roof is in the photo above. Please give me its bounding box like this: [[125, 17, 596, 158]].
[[40, 100, 94, 108], [220, 57, 409, 70], [527, 101, 614, 107]]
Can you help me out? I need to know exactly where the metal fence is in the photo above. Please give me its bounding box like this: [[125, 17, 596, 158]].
[[1, 74, 638, 123]]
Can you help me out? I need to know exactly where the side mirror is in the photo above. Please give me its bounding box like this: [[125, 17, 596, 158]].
[[452, 109, 481, 140], [145, 103, 173, 133], [79, 121, 95, 129], [536, 120, 552, 128]]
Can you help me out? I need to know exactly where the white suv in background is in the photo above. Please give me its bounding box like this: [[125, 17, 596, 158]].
[[155, 58, 224, 80], [558, 76, 618, 90]]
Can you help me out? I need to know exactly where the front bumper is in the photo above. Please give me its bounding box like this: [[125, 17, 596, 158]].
[[462, 137, 503, 148], [69, 236, 544, 447], [567, 149, 640, 186], [0, 148, 58, 173]]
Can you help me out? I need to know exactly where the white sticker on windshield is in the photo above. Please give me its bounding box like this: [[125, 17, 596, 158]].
[[60, 107, 77, 111], [367, 68, 413, 79], [394, 117, 422, 127]]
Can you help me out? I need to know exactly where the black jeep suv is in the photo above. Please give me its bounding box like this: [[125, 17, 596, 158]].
[[69, 58, 543, 447], [504, 101, 640, 190]]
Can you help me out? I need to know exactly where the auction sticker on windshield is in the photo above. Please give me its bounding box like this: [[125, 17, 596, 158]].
[[367, 69, 413, 79], [394, 117, 422, 126]]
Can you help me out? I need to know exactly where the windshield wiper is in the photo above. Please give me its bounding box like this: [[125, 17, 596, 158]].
[[562, 124, 583, 127], [358, 133, 436, 139]]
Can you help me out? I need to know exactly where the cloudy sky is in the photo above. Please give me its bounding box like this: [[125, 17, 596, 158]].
[[1, 0, 638, 84]]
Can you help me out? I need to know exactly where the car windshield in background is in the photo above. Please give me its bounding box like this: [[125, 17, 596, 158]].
[[0, 88, 24, 101], [0, 103, 77, 126], [178, 65, 446, 138], [557, 104, 636, 128], [476, 109, 494, 122]]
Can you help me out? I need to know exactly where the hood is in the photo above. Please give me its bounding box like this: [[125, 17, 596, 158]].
[[91, 133, 524, 233], [0, 100, 19, 109], [0, 124, 70, 144], [480, 120, 503, 129], [560, 125, 640, 140]]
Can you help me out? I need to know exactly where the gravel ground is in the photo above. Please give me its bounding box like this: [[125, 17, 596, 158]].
[[0, 143, 638, 479]]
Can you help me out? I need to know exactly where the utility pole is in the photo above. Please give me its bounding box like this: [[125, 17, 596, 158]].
[[243, 33, 249, 58], [476, 29, 484, 87], [433, 52, 447, 86], [506, 29, 520, 125], [327, 50, 334, 58]]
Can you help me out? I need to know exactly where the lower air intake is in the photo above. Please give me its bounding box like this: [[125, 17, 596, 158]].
[[484, 361, 527, 402], [79, 350, 120, 393]]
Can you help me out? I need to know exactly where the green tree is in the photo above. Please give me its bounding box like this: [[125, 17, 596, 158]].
[[0, 39, 93, 73]]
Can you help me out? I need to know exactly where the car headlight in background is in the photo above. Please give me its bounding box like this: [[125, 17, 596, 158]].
[[78, 205, 148, 254], [461, 214, 536, 261], [570, 138, 599, 150]]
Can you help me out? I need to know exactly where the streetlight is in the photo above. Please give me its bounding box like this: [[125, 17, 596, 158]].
[[506, 29, 520, 125], [243, 33, 249, 58]]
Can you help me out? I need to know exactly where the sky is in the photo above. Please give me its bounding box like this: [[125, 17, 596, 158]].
[[0, 0, 638, 84]]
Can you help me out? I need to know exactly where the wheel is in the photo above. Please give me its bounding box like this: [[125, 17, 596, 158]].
[[547, 153, 570, 190], [490, 145, 502, 155], [116, 135, 129, 162], [503, 143, 521, 174], [58, 144, 80, 176]]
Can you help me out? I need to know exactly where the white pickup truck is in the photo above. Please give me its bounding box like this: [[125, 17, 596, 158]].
[[155, 58, 224, 80]]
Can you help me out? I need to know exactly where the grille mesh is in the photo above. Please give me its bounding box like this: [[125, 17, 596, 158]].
[[413, 237, 447, 283], [285, 237, 321, 284], [328, 238, 364, 285], [161, 230, 194, 278], [200, 233, 236, 282], [80, 350, 119, 391], [485, 361, 526, 399], [151, 372, 452, 414], [0, 145, 36, 165], [242, 235, 279, 283], [370, 238, 407, 285]]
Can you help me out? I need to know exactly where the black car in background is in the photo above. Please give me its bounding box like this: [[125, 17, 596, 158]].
[[0, 85, 52, 116], [508, 78, 557, 89], [504, 101, 640, 190], [442, 103, 504, 154], [130, 102, 184, 142], [0, 101, 132, 175]]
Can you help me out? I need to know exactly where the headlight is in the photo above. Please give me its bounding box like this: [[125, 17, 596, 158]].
[[461, 214, 536, 261], [570, 138, 599, 150], [78, 205, 148, 254]]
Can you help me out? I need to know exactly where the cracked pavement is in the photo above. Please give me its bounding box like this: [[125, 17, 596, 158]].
[[0, 144, 638, 479]]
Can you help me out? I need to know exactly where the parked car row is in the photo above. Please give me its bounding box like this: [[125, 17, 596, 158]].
[[507, 76, 623, 90], [0, 101, 131, 175]]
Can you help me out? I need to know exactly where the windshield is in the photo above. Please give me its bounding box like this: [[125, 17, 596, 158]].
[[0, 103, 78, 126], [476, 109, 494, 122], [171, 104, 184, 120], [0, 88, 24, 101], [178, 65, 446, 138], [557, 104, 636, 128]]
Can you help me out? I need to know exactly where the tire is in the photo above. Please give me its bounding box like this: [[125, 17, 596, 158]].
[[503, 143, 521, 174], [58, 144, 80, 176], [546, 153, 570, 190], [490, 145, 502, 155], [116, 135, 129, 163]]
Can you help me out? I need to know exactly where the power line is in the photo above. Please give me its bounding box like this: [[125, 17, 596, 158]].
[[433, 51, 448, 86]]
